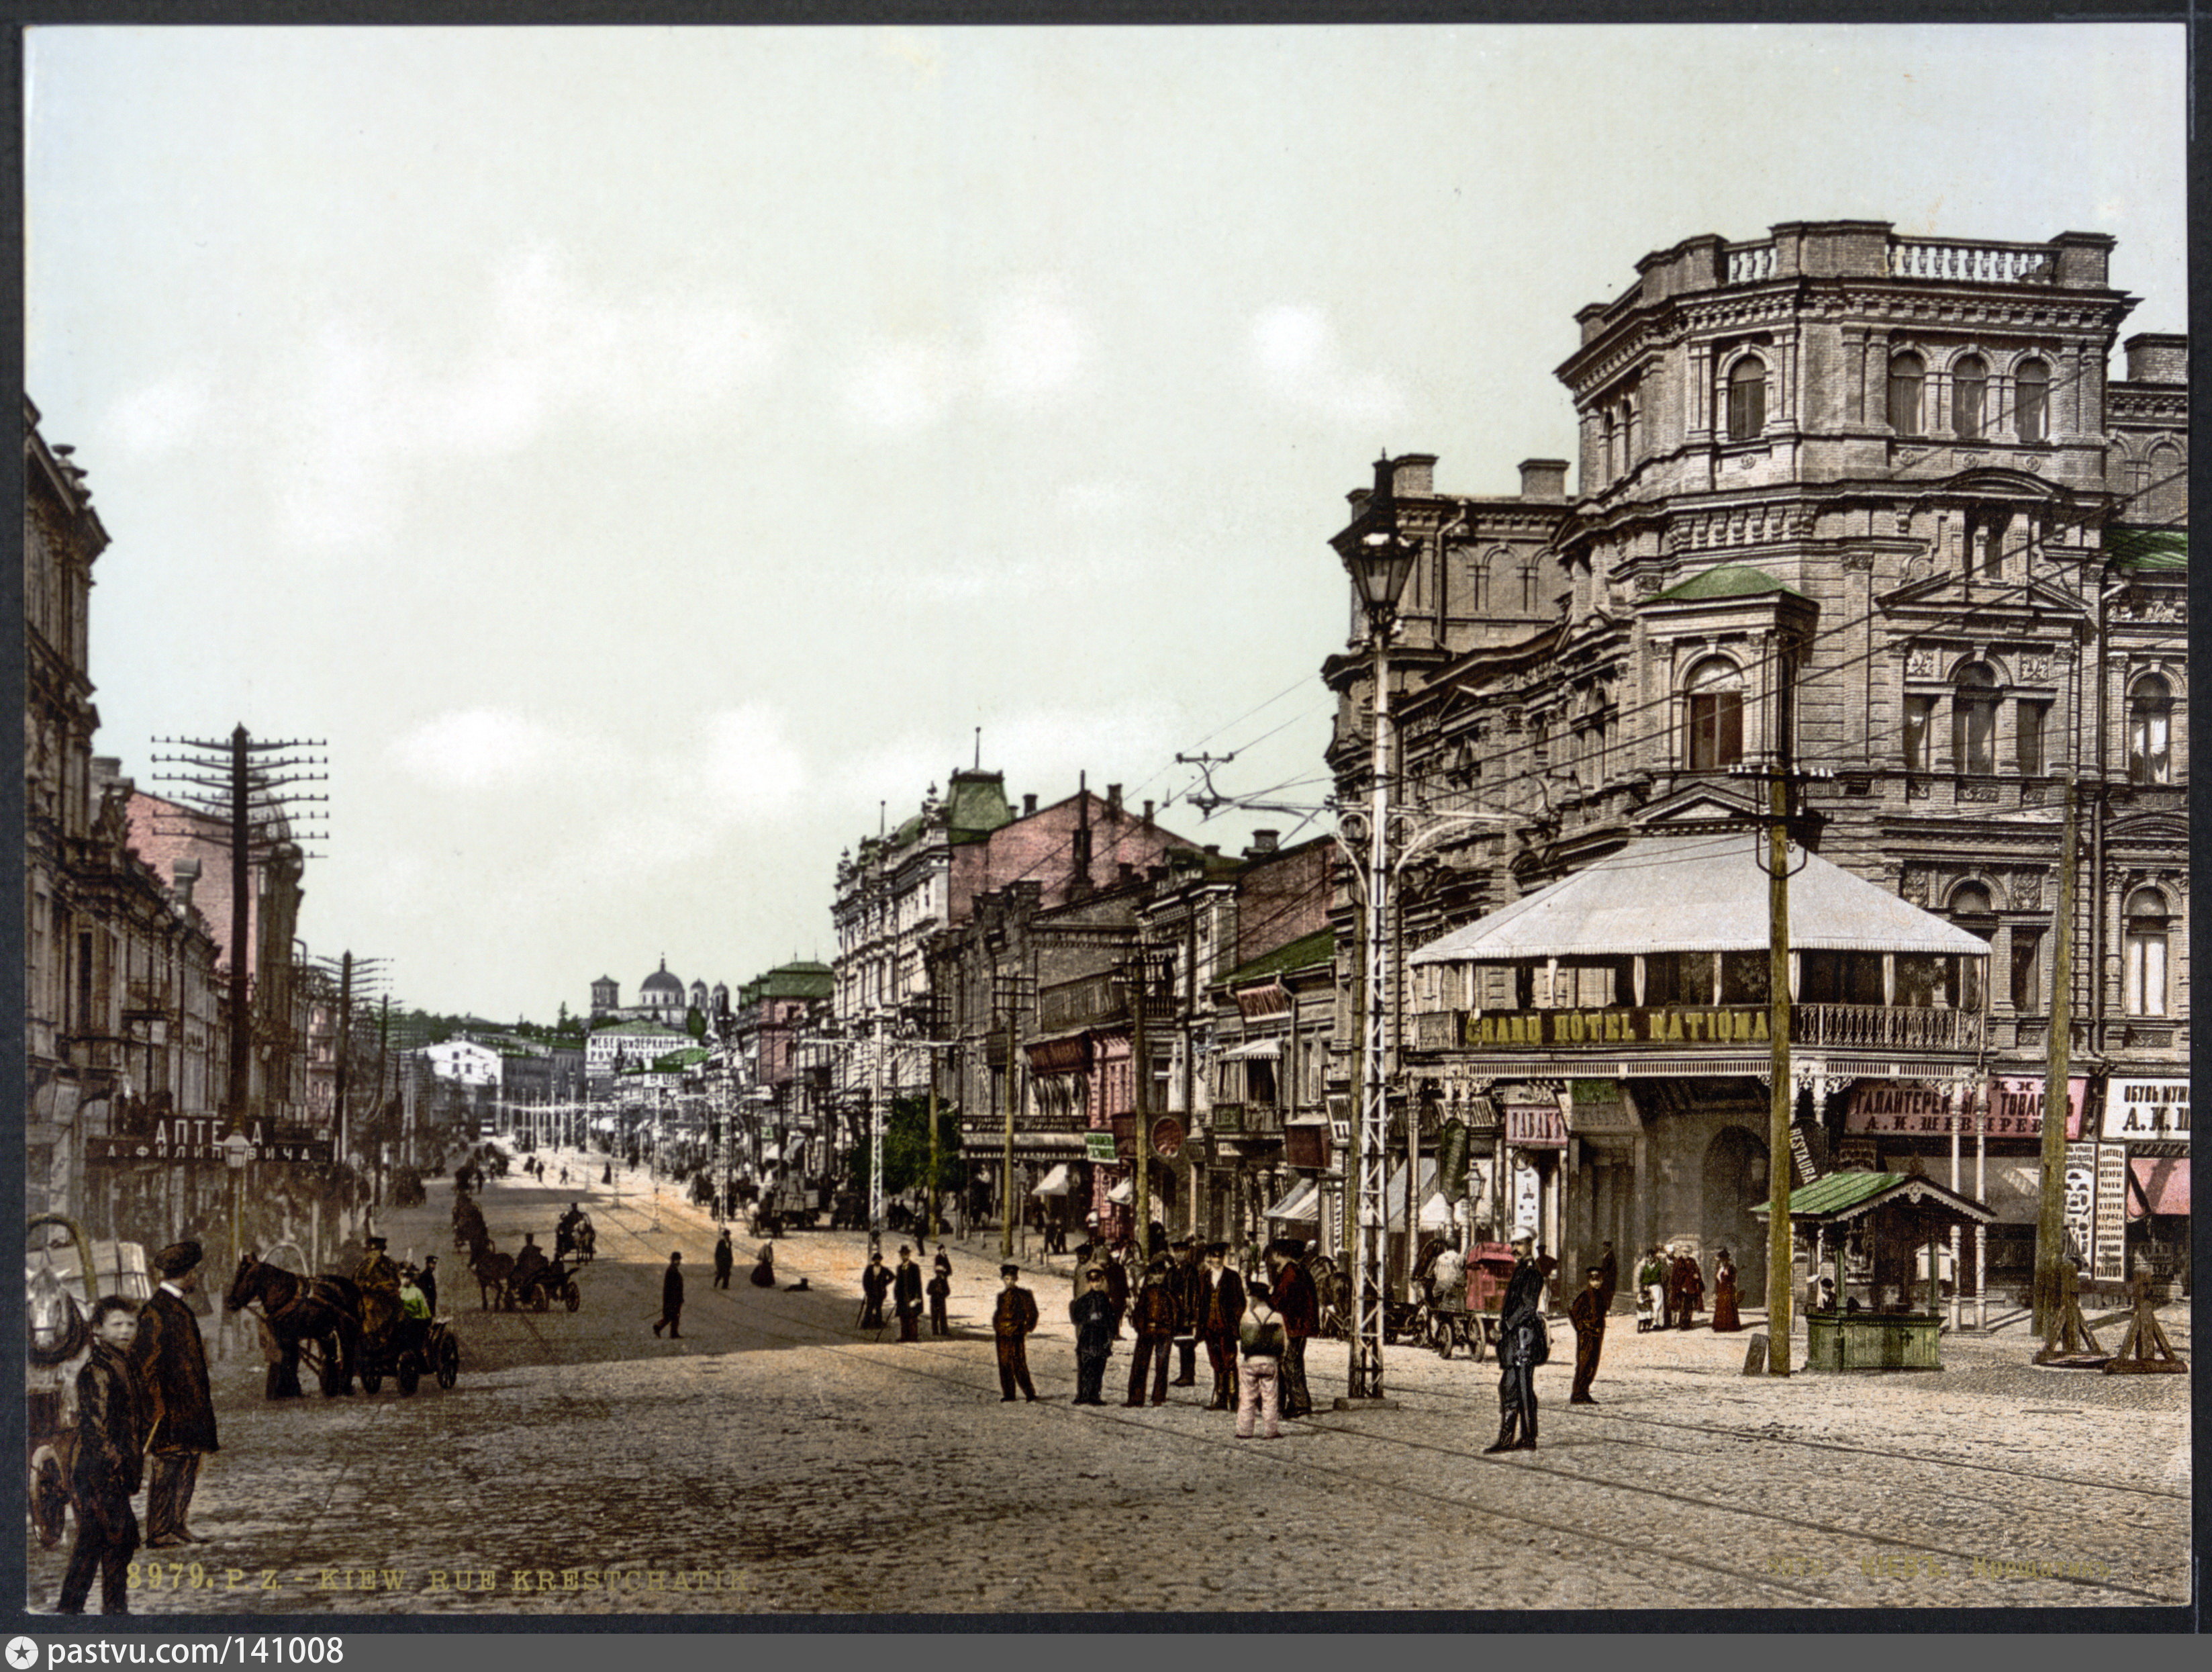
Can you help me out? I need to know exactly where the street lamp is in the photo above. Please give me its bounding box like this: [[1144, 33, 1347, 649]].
[[222, 1128, 255, 1358], [1339, 478, 1419, 1407]]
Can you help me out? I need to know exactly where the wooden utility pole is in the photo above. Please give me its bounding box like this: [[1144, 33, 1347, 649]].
[[2033, 778, 2078, 1338], [1132, 954, 1151, 1253], [1766, 769, 1794, 1375]]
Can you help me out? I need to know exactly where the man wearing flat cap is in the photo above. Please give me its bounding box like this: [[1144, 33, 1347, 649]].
[[991, 1263, 1040, 1401], [131, 1241, 218, 1547]]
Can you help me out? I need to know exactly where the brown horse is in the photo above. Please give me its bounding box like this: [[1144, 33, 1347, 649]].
[[467, 1235, 515, 1310], [224, 1252, 363, 1398]]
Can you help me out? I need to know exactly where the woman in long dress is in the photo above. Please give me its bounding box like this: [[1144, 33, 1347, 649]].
[[1709, 1248, 1741, 1332]]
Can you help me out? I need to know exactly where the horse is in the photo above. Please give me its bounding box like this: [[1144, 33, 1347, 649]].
[[467, 1234, 515, 1311], [224, 1252, 364, 1399]]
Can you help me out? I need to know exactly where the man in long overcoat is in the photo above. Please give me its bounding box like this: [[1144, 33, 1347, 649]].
[[1670, 1249, 1704, 1330], [859, 1250, 892, 1330], [1124, 1259, 1178, 1406], [1197, 1242, 1246, 1411], [892, 1246, 925, 1342], [1069, 1265, 1116, 1405], [651, 1250, 685, 1338], [1168, 1237, 1203, 1386], [712, 1229, 734, 1291], [56, 1297, 148, 1613], [131, 1240, 218, 1548], [1485, 1234, 1547, 1451], [1267, 1241, 1319, 1420], [991, 1264, 1040, 1401], [1568, 1264, 1608, 1405]]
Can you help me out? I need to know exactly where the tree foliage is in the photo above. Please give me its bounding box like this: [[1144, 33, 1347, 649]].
[[845, 1097, 963, 1197]]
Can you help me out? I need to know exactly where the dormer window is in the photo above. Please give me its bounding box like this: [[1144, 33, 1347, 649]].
[[1684, 657, 1745, 770]]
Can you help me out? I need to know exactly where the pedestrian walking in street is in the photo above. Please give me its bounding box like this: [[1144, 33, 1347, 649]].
[[652, 1250, 685, 1338], [712, 1229, 734, 1291], [1198, 1242, 1246, 1411], [132, 1240, 218, 1548], [859, 1251, 892, 1330], [1635, 1246, 1666, 1333], [750, 1244, 777, 1287], [1670, 1248, 1704, 1330], [1267, 1240, 1318, 1420], [992, 1264, 1040, 1401], [1234, 1279, 1286, 1440], [1124, 1258, 1177, 1406], [1168, 1237, 1202, 1387], [1709, 1248, 1742, 1332], [1069, 1265, 1116, 1405], [602, 1162, 613, 1187], [928, 1251, 954, 1336], [892, 1246, 925, 1342], [1486, 1236, 1547, 1452], [1568, 1264, 1608, 1405], [55, 1297, 148, 1614]]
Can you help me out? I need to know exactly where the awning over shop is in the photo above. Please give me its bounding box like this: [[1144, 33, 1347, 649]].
[[1382, 1156, 1451, 1231], [2129, 1157, 2189, 1219], [1032, 1163, 1073, 1198], [1410, 833, 1992, 962], [1218, 1038, 1283, 1060], [1263, 1178, 1320, 1223], [1106, 1177, 1134, 1206]]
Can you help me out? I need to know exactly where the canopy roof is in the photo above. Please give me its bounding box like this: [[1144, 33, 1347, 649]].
[[1263, 1178, 1320, 1223], [1750, 1171, 1996, 1227], [1410, 834, 1992, 963]]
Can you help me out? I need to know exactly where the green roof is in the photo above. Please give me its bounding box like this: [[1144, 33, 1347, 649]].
[[1750, 1171, 1901, 1218], [1653, 563, 1806, 603], [2105, 525, 2187, 571], [1220, 928, 1335, 988], [945, 771, 1014, 837], [741, 961, 833, 1003], [651, 1046, 710, 1071]]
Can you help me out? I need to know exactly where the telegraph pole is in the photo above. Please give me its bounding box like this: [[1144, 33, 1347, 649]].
[[1764, 768, 1794, 1376], [1131, 953, 1151, 1253], [2032, 778, 2078, 1337]]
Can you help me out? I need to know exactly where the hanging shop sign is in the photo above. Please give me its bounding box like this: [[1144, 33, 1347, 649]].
[[1510, 1152, 1543, 1238], [87, 1117, 332, 1166], [1844, 1076, 2087, 1139], [1565, 1080, 1638, 1133], [1437, 1119, 1470, 1199], [1084, 1130, 1120, 1164], [2102, 1078, 2189, 1144], [2093, 1145, 2128, 1282], [1151, 1116, 1184, 1160], [1789, 1122, 1823, 1187], [1466, 1005, 1769, 1050], [1504, 1102, 1567, 1150]]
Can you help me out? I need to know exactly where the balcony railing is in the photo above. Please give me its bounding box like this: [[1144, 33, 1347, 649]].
[[1794, 1003, 1982, 1054], [1886, 240, 2054, 283], [1725, 242, 1777, 284]]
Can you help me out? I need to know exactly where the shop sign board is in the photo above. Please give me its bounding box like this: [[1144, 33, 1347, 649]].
[[1789, 1122, 1821, 1187], [87, 1117, 331, 1166], [1845, 1077, 2086, 1139], [2102, 1078, 2188, 1143], [1468, 1005, 1769, 1049], [1084, 1131, 1119, 1164], [2062, 1142, 2098, 1266], [1566, 1080, 1638, 1133], [1504, 1103, 1567, 1149], [2093, 1144, 2127, 1281]]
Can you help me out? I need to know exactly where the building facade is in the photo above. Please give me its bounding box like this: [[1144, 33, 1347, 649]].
[[1323, 222, 2187, 1302]]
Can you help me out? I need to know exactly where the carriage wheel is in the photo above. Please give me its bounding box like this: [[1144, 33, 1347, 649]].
[[360, 1364, 383, 1394], [564, 1281, 580, 1313], [32, 1452, 70, 1548], [435, 1334, 460, 1390]]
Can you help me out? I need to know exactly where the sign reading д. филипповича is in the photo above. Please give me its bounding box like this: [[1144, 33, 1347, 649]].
[[1464, 1005, 1770, 1049]]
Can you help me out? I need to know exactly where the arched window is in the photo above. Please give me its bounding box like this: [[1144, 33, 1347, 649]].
[[1726, 357, 1766, 441], [1952, 662, 2000, 775], [1519, 563, 1539, 613], [1888, 352, 1925, 436], [2142, 442, 2185, 524], [1683, 658, 1744, 770], [1953, 355, 1988, 440], [2127, 675, 2172, 784], [2015, 358, 2050, 444], [2123, 886, 2170, 1016]]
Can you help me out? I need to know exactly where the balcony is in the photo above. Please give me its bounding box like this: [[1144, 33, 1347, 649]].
[[122, 978, 173, 1019], [1794, 1003, 1982, 1054], [1416, 1001, 1982, 1056]]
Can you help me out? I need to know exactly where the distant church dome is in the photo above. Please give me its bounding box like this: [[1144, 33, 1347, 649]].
[[640, 959, 684, 996]]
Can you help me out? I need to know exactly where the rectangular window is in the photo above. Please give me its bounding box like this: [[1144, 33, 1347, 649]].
[[2125, 931, 2168, 1016], [1903, 695, 1934, 771], [2009, 927, 2042, 1013], [1688, 693, 1744, 770], [1954, 697, 1997, 774], [2128, 708, 2171, 784], [2015, 701, 2046, 776]]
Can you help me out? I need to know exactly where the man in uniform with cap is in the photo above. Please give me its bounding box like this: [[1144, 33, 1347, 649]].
[[1568, 1264, 1609, 1405], [56, 1296, 149, 1613], [651, 1250, 685, 1338], [1068, 1264, 1116, 1405], [1124, 1258, 1178, 1406], [132, 1240, 218, 1547], [990, 1263, 1040, 1401]]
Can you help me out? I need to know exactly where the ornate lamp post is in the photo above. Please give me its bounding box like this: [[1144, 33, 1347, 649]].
[[1339, 491, 1419, 1405]]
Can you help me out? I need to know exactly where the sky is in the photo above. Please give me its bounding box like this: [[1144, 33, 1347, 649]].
[[23, 22, 2188, 1023]]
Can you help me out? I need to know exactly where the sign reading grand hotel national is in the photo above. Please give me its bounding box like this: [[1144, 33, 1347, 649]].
[[1464, 1005, 1770, 1050]]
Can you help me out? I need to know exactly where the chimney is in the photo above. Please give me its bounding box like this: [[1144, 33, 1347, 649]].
[[1106, 783, 1122, 819], [1143, 800, 1154, 825], [1519, 459, 1570, 500], [1245, 829, 1280, 858], [2123, 333, 2188, 385], [1023, 794, 1037, 817], [1118, 862, 1136, 886], [172, 857, 201, 911]]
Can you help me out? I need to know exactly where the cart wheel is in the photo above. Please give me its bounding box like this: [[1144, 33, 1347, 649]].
[[397, 1358, 420, 1396], [360, 1367, 383, 1394], [436, 1335, 460, 1389], [1426, 1310, 1452, 1359], [564, 1281, 580, 1313], [32, 1452, 70, 1548]]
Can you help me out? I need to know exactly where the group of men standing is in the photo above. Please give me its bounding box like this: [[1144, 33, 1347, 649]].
[[55, 1240, 220, 1616]]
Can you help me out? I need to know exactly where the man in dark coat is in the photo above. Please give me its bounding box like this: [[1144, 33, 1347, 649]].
[[1267, 1241, 1319, 1420], [1124, 1259, 1178, 1406], [859, 1250, 892, 1330], [56, 1297, 148, 1614], [1168, 1237, 1203, 1386], [1485, 1235, 1547, 1451], [1568, 1264, 1608, 1405], [892, 1246, 925, 1342], [651, 1250, 685, 1338], [132, 1240, 218, 1548], [712, 1229, 734, 1291], [416, 1255, 440, 1317], [1671, 1249, 1705, 1330], [991, 1264, 1040, 1401], [1198, 1242, 1247, 1411], [1069, 1264, 1116, 1405]]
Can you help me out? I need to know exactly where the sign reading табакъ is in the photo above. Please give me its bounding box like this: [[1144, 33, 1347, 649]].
[[2103, 1078, 2189, 1142], [1465, 1005, 1770, 1048]]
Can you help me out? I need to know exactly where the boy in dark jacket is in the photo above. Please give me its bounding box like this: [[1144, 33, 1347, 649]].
[[57, 1297, 148, 1614]]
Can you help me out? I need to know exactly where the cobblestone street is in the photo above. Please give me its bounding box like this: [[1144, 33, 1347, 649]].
[[28, 1156, 2190, 1617]]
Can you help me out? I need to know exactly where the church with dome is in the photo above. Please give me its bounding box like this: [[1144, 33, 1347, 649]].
[[589, 959, 730, 1027]]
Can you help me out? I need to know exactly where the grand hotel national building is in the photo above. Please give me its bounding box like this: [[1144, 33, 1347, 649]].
[[1321, 222, 2186, 1310]]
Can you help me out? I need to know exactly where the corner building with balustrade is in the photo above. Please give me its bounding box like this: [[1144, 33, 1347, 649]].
[[1322, 222, 2187, 1311]]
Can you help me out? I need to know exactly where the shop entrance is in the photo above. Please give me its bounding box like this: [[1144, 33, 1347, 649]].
[[1702, 1125, 1770, 1301]]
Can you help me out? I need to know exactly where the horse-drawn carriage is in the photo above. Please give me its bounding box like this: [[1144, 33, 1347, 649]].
[[1412, 1242, 1518, 1360], [464, 1234, 581, 1312], [226, 1250, 462, 1397], [26, 1214, 150, 1547], [555, 1210, 596, 1265]]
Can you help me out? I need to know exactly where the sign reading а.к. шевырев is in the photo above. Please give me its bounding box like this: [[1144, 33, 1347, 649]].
[[1465, 1005, 1772, 1049]]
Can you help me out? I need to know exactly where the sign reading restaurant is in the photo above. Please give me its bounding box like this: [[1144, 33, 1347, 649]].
[[1465, 1005, 1771, 1049]]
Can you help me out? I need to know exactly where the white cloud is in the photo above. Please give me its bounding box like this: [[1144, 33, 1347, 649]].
[[844, 340, 963, 432], [100, 370, 213, 459], [843, 279, 1091, 431], [1247, 302, 1405, 426], [390, 708, 572, 789], [691, 704, 808, 821]]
